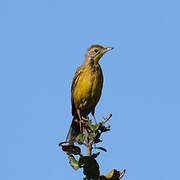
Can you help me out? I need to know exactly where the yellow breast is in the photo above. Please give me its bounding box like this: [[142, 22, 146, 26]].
[[73, 64, 103, 113]]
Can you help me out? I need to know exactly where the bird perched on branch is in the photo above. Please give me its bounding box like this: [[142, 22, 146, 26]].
[[66, 44, 113, 143]]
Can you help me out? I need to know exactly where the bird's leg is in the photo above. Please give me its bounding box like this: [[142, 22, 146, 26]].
[[92, 113, 97, 125], [77, 109, 83, 133]]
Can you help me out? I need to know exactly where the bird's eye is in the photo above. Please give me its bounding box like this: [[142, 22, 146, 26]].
[[94, 49, 99, 53]]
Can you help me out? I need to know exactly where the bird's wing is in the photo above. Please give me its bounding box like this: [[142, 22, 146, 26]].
[[71, 65, 83, 115]]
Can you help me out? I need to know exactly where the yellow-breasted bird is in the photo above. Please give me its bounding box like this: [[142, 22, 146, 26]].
[[66, 44, 113, 143]]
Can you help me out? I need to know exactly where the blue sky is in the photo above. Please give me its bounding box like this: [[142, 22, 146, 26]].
[[0, 0, 180, 179]]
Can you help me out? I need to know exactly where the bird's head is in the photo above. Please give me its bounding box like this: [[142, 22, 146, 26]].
[[84, 44, 113, 65]]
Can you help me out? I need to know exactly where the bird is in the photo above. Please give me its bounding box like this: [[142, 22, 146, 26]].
[[66, 44, 113, 143]]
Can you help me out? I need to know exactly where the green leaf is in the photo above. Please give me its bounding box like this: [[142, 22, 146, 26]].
[[91, 124, 96, 131], [92, 152, 100, 158], [76, 133, 85, 144], [68, 155, 79, 170], [58, 141, 67, 146], [87, 120, 93, 131], [61, 144, 81, 155], [105, 169, 126, 179], [94, 138, 102, 144], [97, 121, 111, 133], [79, 156, 100, 179], [78, 156, 89, 167], [95, 123, 100, 131], [96, 147, 107, 152], [89, 132, 96, 139], [99, 121, 105, 128]]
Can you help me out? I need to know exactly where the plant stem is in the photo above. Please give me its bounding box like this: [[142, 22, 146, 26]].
[[87, 139, 93, 156]]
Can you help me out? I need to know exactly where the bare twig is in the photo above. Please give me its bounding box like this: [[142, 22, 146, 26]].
[[103, 113, 112, 123], [119, 169, 126, 179]]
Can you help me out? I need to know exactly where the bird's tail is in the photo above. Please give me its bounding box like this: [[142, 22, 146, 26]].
[[66, 116, 80, 143]]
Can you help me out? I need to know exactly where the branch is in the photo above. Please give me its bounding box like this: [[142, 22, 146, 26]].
[[59, 113, 126, 180], [103, 113, 112, 123], [86, 113, 112, 156], [87, 139, 93, 156]]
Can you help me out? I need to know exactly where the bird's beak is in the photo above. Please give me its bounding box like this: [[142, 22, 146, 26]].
[[103, 47, 114, 53]]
